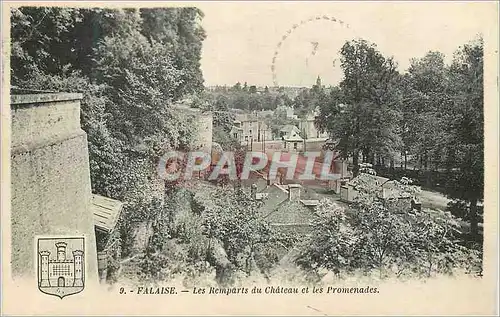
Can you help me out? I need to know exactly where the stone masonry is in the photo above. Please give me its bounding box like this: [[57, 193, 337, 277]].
[[10, 93, 98, 282]]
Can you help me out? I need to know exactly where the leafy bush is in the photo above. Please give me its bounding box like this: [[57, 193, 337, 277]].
[[296, 178, 482, 280]]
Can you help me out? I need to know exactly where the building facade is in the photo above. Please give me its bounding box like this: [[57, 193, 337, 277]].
[[279, 124, 304, 151], [298, 113, 328, 140], [233, 113, 273, 143]]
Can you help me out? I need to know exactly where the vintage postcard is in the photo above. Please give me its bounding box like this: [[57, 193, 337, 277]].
[[1, 1, 499, 315]]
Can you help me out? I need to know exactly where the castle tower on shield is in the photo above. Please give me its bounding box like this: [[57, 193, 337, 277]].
[[39, 251, 50, 287], [38, 241, 84, 288], [56, 242, 67, 261], [73, 250, 84, 287]]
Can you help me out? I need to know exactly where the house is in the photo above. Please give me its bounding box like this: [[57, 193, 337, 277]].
[[326, 160, 351, 194], [92, 194, 124, 283], [233, 113, 273, 143], [298, 110, 329, 141], [340, 173, 388, 203], [279, 124, 304, 151], [252, 183, 319, 237], [230, 122, 244, 143], [340, 173, 413, 210], [276, 105, 298, 120], [279, 124, 301, 138]]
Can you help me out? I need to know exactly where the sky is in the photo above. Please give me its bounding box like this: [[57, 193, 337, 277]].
[[196, 1, 494, 88]]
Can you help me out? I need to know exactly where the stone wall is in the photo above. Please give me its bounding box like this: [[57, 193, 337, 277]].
[[196, 112, 213, 150], [10, 93, 98, 282], [172, 103, 213, 151]]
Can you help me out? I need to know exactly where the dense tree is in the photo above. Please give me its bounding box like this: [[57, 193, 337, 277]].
[[11, 7, 205, 201], [139, 184, 286, 285], [400, 51, 449, 171], [231, 82, 242, 92], [140, 8, 206, 98], [443, 37, 484, 240], [316, 39, 403, 177], [10, 8, 146, 81], [94, 32, 189, 151], [398, 38, 484, 241], [296, 179, 481, 279], [205, 82, 292, 112], [210, 95, 234, 132], [11, 7, 88, 79], [291, 76, 330, 119]]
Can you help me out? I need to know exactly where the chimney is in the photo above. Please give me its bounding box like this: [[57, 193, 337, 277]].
[[266, 172, 280, 186], [411, 198, 422, 211], [333, 160, 348, 179], [251, 184, 258, 198], [341, 161, 348, 178], [288, 184, 302, 201]]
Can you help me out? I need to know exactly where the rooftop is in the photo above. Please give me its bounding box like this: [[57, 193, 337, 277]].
[[280, 124, 299, 133], [92, 194, 124, 233], [263, 200, 317, 226], [348, 173, 390, 188], [284, 135, 304, 142], [300, 199, 320, 206]]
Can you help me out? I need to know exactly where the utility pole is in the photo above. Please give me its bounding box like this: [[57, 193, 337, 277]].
[[262, 131, 265, 153], [303, 127, 307, 152]]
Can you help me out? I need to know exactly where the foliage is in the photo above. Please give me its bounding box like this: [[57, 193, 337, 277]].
[[399, 37, 484, 238], [400, 51, 449, 171], [106, 255, 122, 284], [94, 31, 197, 156], [140, 8, 206, 98], [296, 187, 482, 279], [201, 189, 269, 266], [313, 36, 483, 241], [295, 200, 358, 273], [136, 188, 211, 284], [442, 37, 484, 238], [212, 126, 241, 151], [292, 76, 327, 118], [11, 8, 207, 261], [316, 39, 403, 177], [130, 183, 289, 285], [207, 83, 294, 112]]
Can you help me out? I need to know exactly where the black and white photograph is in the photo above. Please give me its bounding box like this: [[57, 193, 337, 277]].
[[2, 1, 498, 315]]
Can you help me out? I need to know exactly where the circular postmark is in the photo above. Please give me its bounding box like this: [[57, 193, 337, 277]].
[[271, 15, 353, 87]]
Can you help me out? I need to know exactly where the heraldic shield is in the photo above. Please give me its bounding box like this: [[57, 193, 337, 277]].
[[37, 237, 85, 299]]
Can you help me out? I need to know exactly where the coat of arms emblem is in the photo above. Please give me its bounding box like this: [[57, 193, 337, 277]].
[[37, 237, 85, 299]]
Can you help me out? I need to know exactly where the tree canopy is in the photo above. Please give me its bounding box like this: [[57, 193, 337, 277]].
[[11, 7, 206, 201]]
